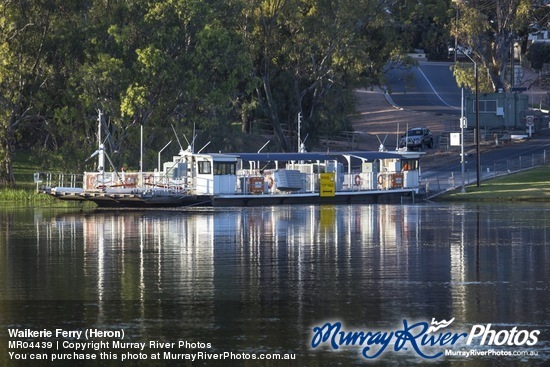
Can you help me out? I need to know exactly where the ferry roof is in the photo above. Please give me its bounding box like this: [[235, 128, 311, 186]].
[[342, 151, 405, 160], [234, 152, 331, 162], [232, 151, 413, 162]]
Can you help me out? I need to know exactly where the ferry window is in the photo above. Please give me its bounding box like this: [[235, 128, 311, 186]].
[[198, 161, 211, 174], [214, 162, 236, 175], [402, 160, 418, 171]]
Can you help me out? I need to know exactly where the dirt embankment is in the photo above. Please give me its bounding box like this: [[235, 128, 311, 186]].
[[313, 75, 549, 170], [349, 88, 457, 150], [312, 88, 460, 169]]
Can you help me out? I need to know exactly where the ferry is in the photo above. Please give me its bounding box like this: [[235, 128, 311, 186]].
[[36, 147, 424, 207], [35, 111, 424, 207]]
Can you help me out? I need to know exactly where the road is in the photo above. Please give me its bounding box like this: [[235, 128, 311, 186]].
[[385, 61, 462, 115], [386, 61, 550, 192]]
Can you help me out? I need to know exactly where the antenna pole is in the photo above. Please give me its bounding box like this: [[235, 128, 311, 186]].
[[258, 140, 270, 153], [158, 140, 172, 172], [97, 110, 102, 151], [140, 124, 143, 189], [140, 124, 143, 174], [97, 110, 105, 174], [171, 124, 185, 153], [396, 123, 399, 150], [297, 112, 302, 153]]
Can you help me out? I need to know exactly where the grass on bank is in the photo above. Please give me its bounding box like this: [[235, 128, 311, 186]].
[[3, 153, 550, 203], [0, 154, 56, 203], [435, 166, 550, 202], [0, 182, 57, 203]]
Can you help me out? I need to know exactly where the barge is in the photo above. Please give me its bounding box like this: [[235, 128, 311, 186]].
[[36, 148, 424, 207]]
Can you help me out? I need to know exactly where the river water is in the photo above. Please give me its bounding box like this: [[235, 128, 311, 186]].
[[0, 203, 549, 366]]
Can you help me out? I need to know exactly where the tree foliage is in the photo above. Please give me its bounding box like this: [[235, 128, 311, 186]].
[[388, 0, 451, 60], [527, 42, 550, 70], [0, 0, 480, 185], [240, 0, 400, 151], [0, 0, 89, 185], [451, 0, 532, 92]]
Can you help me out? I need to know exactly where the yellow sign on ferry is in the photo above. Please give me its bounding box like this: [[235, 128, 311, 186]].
[[319, 173, 336, 197]]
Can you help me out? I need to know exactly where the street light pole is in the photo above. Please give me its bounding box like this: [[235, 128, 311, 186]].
[[475, 62, 480, 187], [460, 88, 466, 193], [460, 47, 481, 187]]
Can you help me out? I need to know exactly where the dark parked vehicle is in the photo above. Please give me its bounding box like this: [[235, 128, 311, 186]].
[[399, 127, 433, 150]]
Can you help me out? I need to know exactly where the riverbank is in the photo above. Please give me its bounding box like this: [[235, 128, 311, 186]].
[[0, 184, 57, 203], [346, 81, 550, 203], [4, 70, 549, 204], [0, 153, 62, 203], [434, 165, 550, 202], [6, 165, 549, 204]]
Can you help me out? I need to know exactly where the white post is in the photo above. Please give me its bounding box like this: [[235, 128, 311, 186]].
[[97, 110, 105, 175], [297, 112, 302, 153], [460, 88, 466, 193], [158, 140, 172, 172], [97, 110, 102, 153], [140, 124, 143, 187]]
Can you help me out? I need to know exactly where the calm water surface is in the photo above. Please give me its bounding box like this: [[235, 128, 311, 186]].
[[0, 203, 549, 366]]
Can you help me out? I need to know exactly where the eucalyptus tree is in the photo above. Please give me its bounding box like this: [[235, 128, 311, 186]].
[[0, 0, 412, 181], [388, 0, 451, 60], [94, 0, 251, 162], [241, 0, 397, 152], [0, 0, 92, 185], [531, 1, 550, 30], [451, 0, 531, 92], [525, 2, 550, 71], [0, 0, 29, 185], [55, 0, 250, 170]]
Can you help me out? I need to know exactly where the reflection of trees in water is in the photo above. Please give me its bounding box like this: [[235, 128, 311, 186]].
[[1, 205, 548, 364]]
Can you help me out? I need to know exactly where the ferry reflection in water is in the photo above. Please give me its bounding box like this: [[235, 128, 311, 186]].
[[0, 204, 549, 366]]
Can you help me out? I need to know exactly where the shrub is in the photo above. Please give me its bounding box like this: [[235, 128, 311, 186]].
[[526, 43, 550, 70]]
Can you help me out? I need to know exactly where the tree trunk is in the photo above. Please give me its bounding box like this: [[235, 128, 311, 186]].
[[0, 122, 15, 188], [261, 75, 289, 152], [240, 99, 252, 134]]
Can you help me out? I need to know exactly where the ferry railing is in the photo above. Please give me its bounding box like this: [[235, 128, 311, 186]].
[[342, 172, 376, 191], [34, 172, 84, 190], [422, 149, 550, 196]]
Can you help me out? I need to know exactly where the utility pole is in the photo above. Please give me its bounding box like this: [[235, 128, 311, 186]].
[[461, 47, 481, 187], [460, 88, 466, 193]]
